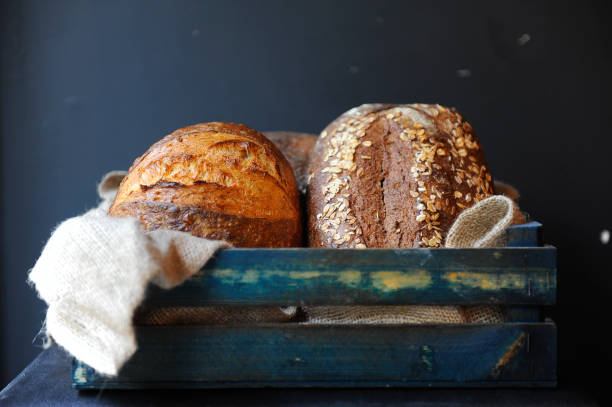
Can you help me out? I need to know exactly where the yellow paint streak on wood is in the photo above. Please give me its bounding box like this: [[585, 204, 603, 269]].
[[240, 269, 260, 283], [212, 269, 234, 278], [73, 366, 88, 383], [443, 271, 525, 290], [371, 270, 432, 291], [288, 271, 322, 279], [337, 271, 362, 286], [212, 268, 261, 284]]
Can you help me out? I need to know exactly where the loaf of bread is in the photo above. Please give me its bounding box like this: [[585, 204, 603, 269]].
[[307, 104, 495, 248], [265, 132, 317, 194], [109, 122, 302, 247]]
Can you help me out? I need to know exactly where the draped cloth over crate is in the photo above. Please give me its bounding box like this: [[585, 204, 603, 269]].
[[28, 172, 297, 376], [29, 171, 523, 376]]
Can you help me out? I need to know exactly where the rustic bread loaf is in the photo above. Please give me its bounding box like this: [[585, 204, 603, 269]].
[[265, 132, 317, 194], [307, 104, 495, 248], [109, 122, 302, 247]]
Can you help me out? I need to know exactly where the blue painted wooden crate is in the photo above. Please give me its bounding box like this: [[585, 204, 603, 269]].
[[72, 221, 557, 389]]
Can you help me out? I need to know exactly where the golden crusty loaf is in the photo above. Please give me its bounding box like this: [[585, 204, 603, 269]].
[[109, 122, 302, 247], [307, 104, 495, 248], [264, 132, 317, 194]]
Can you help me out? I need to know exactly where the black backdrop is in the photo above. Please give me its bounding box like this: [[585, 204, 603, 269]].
[[1, 0, 610, 397]]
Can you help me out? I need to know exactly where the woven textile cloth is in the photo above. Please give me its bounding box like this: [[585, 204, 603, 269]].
[[29, 172, 230, 375]]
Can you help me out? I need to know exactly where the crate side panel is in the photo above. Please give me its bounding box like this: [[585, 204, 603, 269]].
[[506, 306, 541, 322], [73, 323, 556, 388], [140, 248, 557, 307], [506, 222, 542, 247]]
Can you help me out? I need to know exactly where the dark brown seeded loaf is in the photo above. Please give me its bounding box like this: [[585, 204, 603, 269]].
[[307, 104, 495, 248]]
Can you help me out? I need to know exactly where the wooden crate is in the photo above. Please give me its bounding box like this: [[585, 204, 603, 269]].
[[72, 221, 557, 388]]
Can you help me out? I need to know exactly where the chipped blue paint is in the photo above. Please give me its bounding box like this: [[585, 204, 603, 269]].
[[72, 323, 557, 389], [140, 246, 556, 308]]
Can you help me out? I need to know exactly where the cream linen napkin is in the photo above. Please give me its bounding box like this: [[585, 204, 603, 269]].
[[28, 172, 230, 375]]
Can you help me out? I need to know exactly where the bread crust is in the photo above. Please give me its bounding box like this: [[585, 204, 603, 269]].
[[307, 104, 495, 248], [264, 131, 317, 194], [109, 122, 302, 247]]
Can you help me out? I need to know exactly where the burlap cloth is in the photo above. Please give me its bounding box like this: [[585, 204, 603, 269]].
[[29, 172, 523, 376]]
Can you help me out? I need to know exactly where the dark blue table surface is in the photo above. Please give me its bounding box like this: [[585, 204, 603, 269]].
[[0, 346, 599, 406]]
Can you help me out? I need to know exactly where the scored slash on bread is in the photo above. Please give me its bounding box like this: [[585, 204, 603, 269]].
[[307, 104, 495, 248]]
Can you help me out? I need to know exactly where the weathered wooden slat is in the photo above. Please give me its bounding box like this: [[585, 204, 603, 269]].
[[72, 323, 556, 389], [506, 223, 542, 321], [506, 222, 542, 247], [73, 379, 558, 389], [506, 306, 541, 322], [140, 247, 557, 308]]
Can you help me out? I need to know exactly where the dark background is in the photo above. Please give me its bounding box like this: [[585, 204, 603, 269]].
[[1, 0, 610, 398]]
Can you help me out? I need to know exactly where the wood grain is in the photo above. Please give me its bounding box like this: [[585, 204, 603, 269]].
[[139, 246, 557, 308], [506, 222, 542, 247], [73, 323, 556, 389]]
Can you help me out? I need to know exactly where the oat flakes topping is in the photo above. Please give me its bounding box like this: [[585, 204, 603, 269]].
[[314, 104, 494, 249], [315, 108, 379, 247]]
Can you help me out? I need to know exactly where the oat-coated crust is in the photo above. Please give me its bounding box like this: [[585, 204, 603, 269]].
[[109, 122, 302, 247], [307, 104, 495, 248]]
